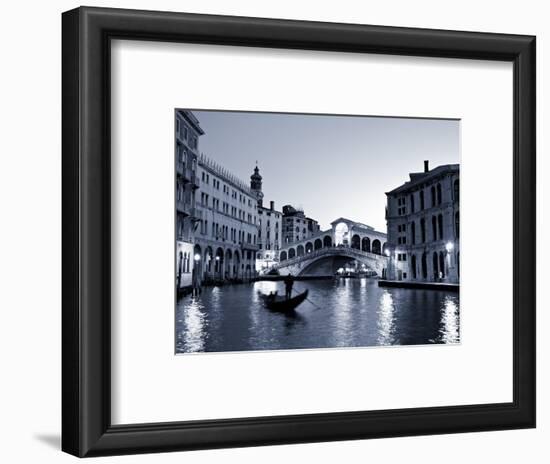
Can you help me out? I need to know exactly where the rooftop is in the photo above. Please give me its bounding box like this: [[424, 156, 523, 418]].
[[198, 153, 254, 195], [385, 163, 459, 195], [176, 109, 205, 135]]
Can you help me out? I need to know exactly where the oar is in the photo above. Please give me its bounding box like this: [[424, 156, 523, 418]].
[[291, 284, 323, 310]]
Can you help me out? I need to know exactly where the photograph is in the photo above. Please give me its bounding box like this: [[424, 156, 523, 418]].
[[175, 110, 460, 354]]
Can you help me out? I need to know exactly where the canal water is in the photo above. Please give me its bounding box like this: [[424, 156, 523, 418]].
[[176, 278, 460, 354]]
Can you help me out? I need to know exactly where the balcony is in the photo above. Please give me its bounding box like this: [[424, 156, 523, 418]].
[[190, 208, 202, 222], [191, 172, 200, 189], [176, 198, 192, 214]]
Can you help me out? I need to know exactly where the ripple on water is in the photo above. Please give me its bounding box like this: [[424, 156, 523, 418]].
[[175, 279, 460, 353]]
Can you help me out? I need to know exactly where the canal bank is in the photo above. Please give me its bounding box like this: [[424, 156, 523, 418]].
[[378, 279, 459, 292]]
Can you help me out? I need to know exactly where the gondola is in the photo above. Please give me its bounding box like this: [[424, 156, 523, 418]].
[[259, 289, 309, 313]]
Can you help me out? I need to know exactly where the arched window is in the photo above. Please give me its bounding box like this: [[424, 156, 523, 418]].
[[420, 218, 426, 243], [351, 234, 360, 249], [411, 255, 417, 279], [432, 252, 439, 280], [420, 190, 425, 210], [431, 186, 436, 207], [439, 251, 446, 278], [288, 248, 296, 259], [411, 221, 416, 245], [432, 216, 437, 241], [454, 179, 459, 202], [323, 235, 332, 247], [455, 211, 459, 238], [314, 239, 322, 250], [421, 253, 427, 279], [297, 245, 304, 257], [362, 237, 371, 252], [372, 239, 381, 254], [438, 214, 443, 240], [177, 252, 183, 282], [280, 251, 287, 261], [410, 193, 415, 213], [436, 183, 442, 205], [305, 242, 313, 253]]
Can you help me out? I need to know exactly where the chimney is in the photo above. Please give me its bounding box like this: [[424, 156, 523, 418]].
[[270, 201, 275, 211], [424, 160, 429, 173]]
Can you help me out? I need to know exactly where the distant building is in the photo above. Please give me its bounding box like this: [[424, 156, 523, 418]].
[[385, 160, 459, 283], [175, 110, 202, 291], [282, 205, 320, 246], [193, 154, 259, 282], [249, 165, 283, 273]]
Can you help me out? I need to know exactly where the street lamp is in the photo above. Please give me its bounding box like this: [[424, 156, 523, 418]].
[[194, 254, 201, 262], [385, 249, 390, 257], [445, 242, 454, 252]]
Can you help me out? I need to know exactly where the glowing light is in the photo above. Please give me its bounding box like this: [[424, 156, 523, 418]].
[[385, 249, 390, 257], [215, 256, 220, 261], [445, 242, 454, 252], [194, 254, 201, 261]]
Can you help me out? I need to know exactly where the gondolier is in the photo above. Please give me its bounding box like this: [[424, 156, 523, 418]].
[[284, 273, 294, 300]]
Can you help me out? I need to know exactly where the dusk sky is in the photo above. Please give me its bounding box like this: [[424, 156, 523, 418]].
[[189, 110, 460, 232]]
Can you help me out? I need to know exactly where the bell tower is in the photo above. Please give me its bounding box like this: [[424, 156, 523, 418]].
[[250, 164, 264, 207]]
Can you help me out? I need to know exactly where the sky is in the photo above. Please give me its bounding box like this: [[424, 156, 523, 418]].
[[189, 110, 460, 232]]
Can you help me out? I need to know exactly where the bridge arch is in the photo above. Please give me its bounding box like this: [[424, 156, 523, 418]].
[[372, 239, 381, 254], [351, 234, 361, 249], [288, 248, 296, 259], [361, 236, 370, 252], [323, 235, 332, 247], [280, 250, 287, 261], [305, 242, 313, 253], [274, 246, 388, 278], [314, 238, 322, 250], [297, 245, 304, 256]]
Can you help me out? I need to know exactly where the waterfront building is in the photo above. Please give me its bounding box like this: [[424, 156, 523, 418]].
[[249, 165, 283, 273], [282, 205, 320, 246], [193, 154, 259, 282], [175, 110, 202, 291], [385, 160, 460, 283]]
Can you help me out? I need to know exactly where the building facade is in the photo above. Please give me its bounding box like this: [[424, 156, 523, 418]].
[[175, 110, 202, 291], [193, 154, 259, 282], [282, 205, 320, 246], [249, 165, 283, 273], [385, 160, 460, 283]]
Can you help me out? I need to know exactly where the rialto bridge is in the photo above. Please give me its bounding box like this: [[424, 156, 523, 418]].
[[274, 218, 389, 277]]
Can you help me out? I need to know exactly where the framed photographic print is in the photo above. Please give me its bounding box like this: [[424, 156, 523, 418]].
[[62, 6, 536, 457]]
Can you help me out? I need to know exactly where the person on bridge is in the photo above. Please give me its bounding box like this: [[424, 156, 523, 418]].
[[284, 273, 295, 300]]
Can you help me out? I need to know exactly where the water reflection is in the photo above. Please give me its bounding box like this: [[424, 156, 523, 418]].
[[176, 297, 207, 353], [439, 296, 460, 344], [377, 291, 396, 345], [175, 278, 460, 353]]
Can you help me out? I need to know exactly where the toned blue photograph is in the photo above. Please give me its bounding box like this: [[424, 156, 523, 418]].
[[175, 110, 460, 354]]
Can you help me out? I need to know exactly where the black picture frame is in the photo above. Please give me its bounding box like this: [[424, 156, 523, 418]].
[[62, 6, 536, 457]]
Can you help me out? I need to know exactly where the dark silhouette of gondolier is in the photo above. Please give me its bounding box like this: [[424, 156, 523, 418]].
[[284, 273, 294, 300]]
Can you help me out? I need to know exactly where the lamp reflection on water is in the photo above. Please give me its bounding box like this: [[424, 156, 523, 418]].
[[377, 290, 396, 345], [179, 297, 207, 352], [440, 295, 460, 344]]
